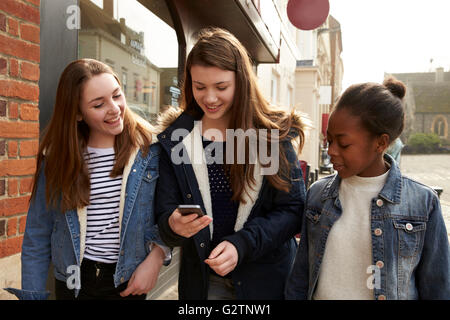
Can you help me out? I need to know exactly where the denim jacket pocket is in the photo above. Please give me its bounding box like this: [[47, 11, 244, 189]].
[[142, 167, 158, 183], [305, 209, 321, 224], [393, 219, 426, 258]]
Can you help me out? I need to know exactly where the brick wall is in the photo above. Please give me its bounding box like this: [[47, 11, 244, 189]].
[[0, 0, 40, 260]]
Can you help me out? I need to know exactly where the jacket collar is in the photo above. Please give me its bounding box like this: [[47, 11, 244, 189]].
[[321, 153, 402, 204]]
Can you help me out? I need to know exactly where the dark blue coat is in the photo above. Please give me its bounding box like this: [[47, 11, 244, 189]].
[[156, 111, 306, 299]]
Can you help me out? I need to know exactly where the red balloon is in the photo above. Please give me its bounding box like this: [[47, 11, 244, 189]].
[[287, 0, 330, 31]]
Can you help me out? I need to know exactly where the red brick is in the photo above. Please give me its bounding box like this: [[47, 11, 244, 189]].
[[8, 101, 19, 119], [19, 139, 38, 157], [0, 159, 36, 176], [20, 105, 39, 121], [0, 34, 39, 63], [8, 178, 18, 196], [0, 141, 5, 155], [19, 177, 33, 194], [0, 196, 31, 217], [0, 13, 6, 32], [0, 180, 5, 195], [0, 101, 6, 117], [0, 220, 5, 236], [18, 215, 26, 234], [7, 217, 17, 236], [7, 17, 19, 37], [0, 58, 6, 75], [0, 80, 39, 102], [0, 0, 39, 25], [0, 121, 39, 138], [0, 236, 24, 257], [20, 24, 39, 44], [8, 141, 18, 158], [9, 58, 19, 78], [20, 61, 39, 82]]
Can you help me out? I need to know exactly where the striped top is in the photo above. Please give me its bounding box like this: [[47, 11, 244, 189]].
[[84, 146, 122, 264]]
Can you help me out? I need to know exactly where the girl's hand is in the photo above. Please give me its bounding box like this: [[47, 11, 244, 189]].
[[120, 245, 165, 297], [168, 209, 212, 238], [204, 241, 238, 277]]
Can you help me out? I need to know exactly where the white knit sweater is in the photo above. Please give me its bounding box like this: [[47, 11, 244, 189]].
[[313, 170, 389, 300]]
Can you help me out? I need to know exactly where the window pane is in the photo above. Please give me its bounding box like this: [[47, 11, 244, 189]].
[[79, 0, 179, 123]]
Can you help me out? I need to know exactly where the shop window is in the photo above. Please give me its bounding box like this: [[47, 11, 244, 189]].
[[78, 0, 179, 123]]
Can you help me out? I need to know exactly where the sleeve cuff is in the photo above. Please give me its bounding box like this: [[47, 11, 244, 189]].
[[149, 242, 172, 266]]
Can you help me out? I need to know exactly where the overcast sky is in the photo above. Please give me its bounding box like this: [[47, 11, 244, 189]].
[[328, 0, 450, 90]]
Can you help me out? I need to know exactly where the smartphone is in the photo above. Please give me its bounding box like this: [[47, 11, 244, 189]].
[[177, 204, 205, 217]]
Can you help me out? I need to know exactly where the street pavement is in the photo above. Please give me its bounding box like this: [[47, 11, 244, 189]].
[[154, 154, 450, 300]]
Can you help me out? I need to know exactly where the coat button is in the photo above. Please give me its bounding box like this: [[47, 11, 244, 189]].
[[376, 199, 384, 207], [187, 193, 192, 199], [200, 242, 205, 248], [378, 295, 386, 300], [161, 134, 166, 139], [374, 228, 383, 236], [405, 223, 413, 231], [376, 261, 384, 269]]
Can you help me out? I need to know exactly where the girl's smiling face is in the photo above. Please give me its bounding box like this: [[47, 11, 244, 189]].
[[327, 108, 388, 178], [190, 65, 236, 126], [79, 73, 126, 148]]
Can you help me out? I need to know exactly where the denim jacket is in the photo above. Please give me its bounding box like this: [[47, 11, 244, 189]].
[[286, 154, 450, 300], [5, 143, 167, 300]]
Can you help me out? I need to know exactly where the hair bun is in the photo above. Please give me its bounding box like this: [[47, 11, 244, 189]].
[[383, 77, 406, 99]]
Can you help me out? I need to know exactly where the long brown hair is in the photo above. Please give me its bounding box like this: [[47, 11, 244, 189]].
[[181, 27, 305, 202], [32, 59, 153, 212]]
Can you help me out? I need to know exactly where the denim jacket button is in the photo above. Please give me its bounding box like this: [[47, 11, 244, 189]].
[[405, 223, 413, 231], [376, 199, 384, 207], [376, 261, 384, 269], [374, 228, 383, 236], [377, 295, 386, 300]]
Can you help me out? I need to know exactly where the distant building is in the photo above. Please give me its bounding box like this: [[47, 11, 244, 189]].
[[387, 68, 450, 142]]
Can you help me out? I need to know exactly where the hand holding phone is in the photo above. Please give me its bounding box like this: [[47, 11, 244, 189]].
[[177, 205, 205, 217], [169, 205, 211, 238]]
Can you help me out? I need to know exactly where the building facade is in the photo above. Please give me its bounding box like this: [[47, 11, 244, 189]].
[[387, 68, 450, 142], [293, 15, 343, 172]]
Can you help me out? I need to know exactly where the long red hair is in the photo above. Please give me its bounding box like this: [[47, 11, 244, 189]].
[[32, 59, 153, 212]]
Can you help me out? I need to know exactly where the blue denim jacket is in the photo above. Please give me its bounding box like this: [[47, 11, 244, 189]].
[[286, 154, 450, 300], [5, 143, 166, 300]]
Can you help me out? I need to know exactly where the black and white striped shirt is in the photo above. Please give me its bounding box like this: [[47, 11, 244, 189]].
[[84, 147, 122, 264]]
